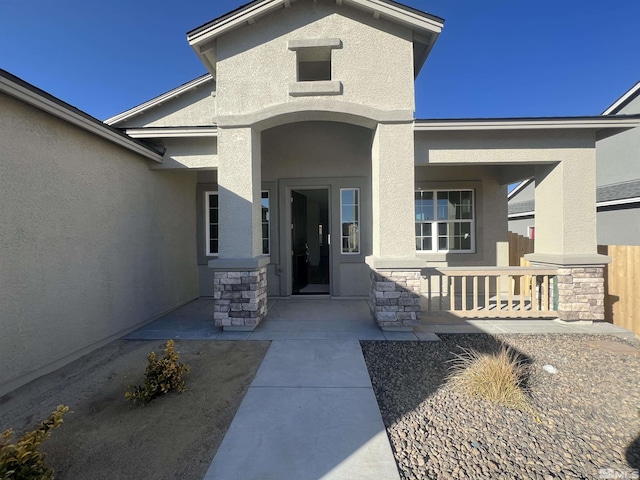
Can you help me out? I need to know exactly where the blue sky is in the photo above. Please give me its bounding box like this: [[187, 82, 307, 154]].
[[1, 0, 639, 121]]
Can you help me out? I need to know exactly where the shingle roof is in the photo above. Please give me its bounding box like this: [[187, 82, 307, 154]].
[[508, 200, 535, 216], [597, 179, 640, 203], [508, 179, 640, 215]]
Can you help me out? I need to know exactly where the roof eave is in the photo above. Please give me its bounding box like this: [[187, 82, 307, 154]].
[[187, 0, 444, 67], [105, 74, 214, 126], [0, 70, 164, 163], [414, 116, 640, 131], [602, 81, 640, 115]]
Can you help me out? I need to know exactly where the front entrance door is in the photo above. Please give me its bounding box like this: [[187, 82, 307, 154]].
[[291, 189, 330, 295]]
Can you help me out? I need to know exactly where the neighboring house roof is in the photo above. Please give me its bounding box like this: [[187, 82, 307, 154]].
[[508, 200, 535, 217], [104, 74, 213, 126], [602, 81, 640, 115], [0, 69, 164, 162], [508, 179, 640, 217], [508, 178, 533, 200], [187, 0, 444, 79], [597, 179, 640, 204]]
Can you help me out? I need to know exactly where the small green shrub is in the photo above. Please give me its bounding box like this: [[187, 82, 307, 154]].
[[0, 405, 69, 480], [125, 340, 190, 405], [448, 343, 539, 420]]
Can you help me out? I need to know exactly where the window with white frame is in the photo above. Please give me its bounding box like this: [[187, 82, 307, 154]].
[[415, 189, 474, 253], [205, 191, 218, 256], [261, 191, 270, 255], [341, 188, 360, 254]]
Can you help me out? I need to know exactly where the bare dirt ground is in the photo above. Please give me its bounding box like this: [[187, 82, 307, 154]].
[[0, 339, 270, 480]]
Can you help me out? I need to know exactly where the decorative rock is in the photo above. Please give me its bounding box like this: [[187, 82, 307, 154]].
[[361, 334, 640, 480]]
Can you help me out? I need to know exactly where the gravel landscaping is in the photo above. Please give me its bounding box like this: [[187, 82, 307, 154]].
[[362, 334, 640, 480]]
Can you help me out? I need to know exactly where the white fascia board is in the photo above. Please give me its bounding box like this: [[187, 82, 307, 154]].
[[0, 75, 163, 163], [508, 211, 535, 219], [188, 0, 283, 46], [126, 127, 218, 139], [508, 178, 533, 200], [105, 74, 213, 126], [344, 0, 443, 34], [597, 197, 640, 208], [187, 0, 442, 47], [602, 81, 640, 115], [415, 118, 640, 131]]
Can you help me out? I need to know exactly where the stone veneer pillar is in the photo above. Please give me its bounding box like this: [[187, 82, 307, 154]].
[[213, 266, 267, 330], [370, 269, 421, 330], [556, 266, 606, 322]]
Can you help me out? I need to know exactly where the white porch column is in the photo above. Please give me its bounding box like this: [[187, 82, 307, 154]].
[[527, 150, 609, 322], [211, 127, 268, 331], [367, 122, 422, 330]]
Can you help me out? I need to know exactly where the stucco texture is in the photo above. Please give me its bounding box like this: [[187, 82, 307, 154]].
[[0, 93, 198, 395], [215, 1, 415, 120], [115, 79, 217, 128]]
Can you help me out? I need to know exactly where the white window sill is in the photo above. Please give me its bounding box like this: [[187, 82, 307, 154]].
[[289, 81, 342, 97]]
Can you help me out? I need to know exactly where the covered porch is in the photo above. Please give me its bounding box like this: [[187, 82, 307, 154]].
[[124, 297, 636, 341]]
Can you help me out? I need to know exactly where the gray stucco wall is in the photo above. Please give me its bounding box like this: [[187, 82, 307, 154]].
[[597, 125, 640, 187], [0, 93, 198, 396], [597, 206, 640, 246], [597, 88, 640, 187], [508, 216, 535, 237], [114, 78, 217, 128], [215, 2, 415, 120]]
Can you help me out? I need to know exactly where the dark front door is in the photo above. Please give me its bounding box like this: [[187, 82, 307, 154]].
[[291, 191, 308, 293]]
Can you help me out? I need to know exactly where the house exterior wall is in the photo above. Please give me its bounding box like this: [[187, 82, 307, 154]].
[[509, 92, 640, 245], [414, 129, 600, 258], [507, 180, 535, 235], [0, 92, 198, 396], [215, 1, 415, 120], [597, 207, 640, 246], [508, 216, 534, 237], [114, 79, 217, 128], [415, 166, 509, 267], [152, 137, 218, 170], [597, 94, 640, 187], [261, 121, 373, 297]]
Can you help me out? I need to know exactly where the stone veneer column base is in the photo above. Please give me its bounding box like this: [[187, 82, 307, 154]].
[[370, 269, 421, 331], [556, 266, 606, 322], [213, 266, 267, 331]]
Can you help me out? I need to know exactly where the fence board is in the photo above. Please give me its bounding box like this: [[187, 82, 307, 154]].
[[509, 231, 534, 266], [599, 244, 640, 336]]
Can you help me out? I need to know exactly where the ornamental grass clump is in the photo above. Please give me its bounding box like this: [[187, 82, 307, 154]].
[[0, 405, 69, 480], [125, 340, 190, 405], [448, 343, 539, 420]]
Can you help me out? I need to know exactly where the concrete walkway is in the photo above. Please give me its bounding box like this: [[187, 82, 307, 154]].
[[123, 297, 636, 479], [203, 339, 400, 480]]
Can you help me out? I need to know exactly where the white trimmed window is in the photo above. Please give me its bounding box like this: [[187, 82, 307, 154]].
[[341, 188, 360, 254], [415, 189, 475, 253], [205, 191, 219, 256], [261, 191, 270, 255]]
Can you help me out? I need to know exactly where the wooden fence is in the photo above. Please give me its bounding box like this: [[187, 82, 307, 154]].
[[598, 245, 640, 336], [508, 231, 535, 266]]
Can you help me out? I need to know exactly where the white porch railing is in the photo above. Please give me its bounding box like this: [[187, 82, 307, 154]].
[[423, 267, 558, 318]]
